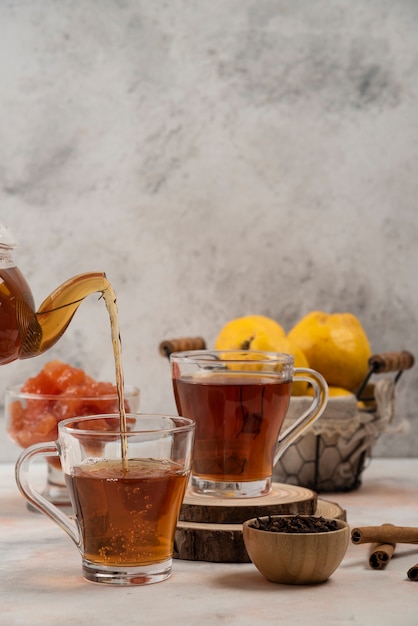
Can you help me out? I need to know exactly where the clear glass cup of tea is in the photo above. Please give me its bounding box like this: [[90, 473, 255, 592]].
[[15, 413, 195, 585], [6, 384, 140, 507], [171, 350, 328, 498]]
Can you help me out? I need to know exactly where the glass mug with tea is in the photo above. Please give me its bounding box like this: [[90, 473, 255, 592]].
[[15, 414, 195, 585], [6, 382, 140, 507], [171, 350, 328, 498]]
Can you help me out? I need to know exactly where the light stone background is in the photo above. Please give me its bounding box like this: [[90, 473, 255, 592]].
[[0, 1, 417, 462]]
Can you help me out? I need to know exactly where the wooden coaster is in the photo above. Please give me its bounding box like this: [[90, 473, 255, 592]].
[[175, 519, 248, 563], [315, 499, 347, 522], [174, 497, 346, 563], [179, 482, 317, 524]]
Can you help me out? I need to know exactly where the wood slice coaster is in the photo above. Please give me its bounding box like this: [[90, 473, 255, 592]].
[[315, 499, 347, 522], [174, 497, 346, 563], [179, 483, 317, 525]]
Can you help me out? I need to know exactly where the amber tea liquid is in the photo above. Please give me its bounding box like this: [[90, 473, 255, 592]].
[[173, 371, 292, 484], [36, 274, 129, 464], [0, 265, 129, 463], [65, 458, 189, 566], [0, 267, 35, 365], [37, 275, 129, 466], [101, 284, 129, 464]]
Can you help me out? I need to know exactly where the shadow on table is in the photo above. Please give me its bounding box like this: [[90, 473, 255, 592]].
[[212, 568, 335, 591]]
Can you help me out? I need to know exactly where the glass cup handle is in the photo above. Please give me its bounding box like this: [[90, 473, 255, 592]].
[[15, 442, 81, 550], [273, 367, 328, 466]]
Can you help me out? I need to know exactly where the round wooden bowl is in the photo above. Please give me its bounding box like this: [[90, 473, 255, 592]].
[[242, 515, 350, 584]]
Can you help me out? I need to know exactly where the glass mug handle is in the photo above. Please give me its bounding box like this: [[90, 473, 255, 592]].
[[273, 367, 328, 466], [15, 442, 81, 550]]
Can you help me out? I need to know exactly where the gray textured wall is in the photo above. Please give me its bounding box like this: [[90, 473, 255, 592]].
[[1, 1, 417, 461]]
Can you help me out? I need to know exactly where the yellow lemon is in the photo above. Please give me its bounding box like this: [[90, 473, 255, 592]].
[[249, 332, 310, 395], [328, 386, 355, 397], [216, 349, 267, 372], [215, 315, 286, 350], [305, 385, 354, 398], [215, 317, 309, 395], [288, 311, 371, 392]]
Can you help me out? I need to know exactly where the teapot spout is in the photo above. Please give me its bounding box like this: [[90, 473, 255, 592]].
[[19, 272, 109, 359]]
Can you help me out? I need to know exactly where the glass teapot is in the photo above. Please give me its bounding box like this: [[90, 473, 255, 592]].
[[0, 219, 109, 365]]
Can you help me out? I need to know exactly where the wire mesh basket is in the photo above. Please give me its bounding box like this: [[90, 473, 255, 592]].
[[273, 381, 392, 491], [273, 351, 414, 492]]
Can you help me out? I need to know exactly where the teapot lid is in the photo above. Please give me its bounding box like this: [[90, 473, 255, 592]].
[[0, 219, 16, 249]]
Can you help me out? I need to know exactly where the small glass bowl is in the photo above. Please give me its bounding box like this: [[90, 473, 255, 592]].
[[6, 383, 140, 507]]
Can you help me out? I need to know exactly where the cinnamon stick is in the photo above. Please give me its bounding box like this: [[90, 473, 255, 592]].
[[407, 563, 418, 581], [351, 524, 418, 545], [369, 542, 396, 570]]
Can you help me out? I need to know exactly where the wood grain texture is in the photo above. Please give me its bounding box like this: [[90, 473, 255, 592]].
[[179, 483, 317, 524], [174, 496, 346, 562]]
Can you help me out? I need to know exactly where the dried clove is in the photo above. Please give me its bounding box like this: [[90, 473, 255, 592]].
[[249, 515, 339, 534]]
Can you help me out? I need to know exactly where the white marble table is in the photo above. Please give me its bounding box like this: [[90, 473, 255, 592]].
[[1, 458, 417, 626]]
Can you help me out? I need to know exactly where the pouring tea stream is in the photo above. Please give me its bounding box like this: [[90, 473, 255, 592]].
[[0, 218, 129, 465]]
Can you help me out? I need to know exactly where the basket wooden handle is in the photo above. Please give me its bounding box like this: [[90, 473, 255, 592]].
[[159, 337, 207, 358], [368, 351, 415, 374]]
